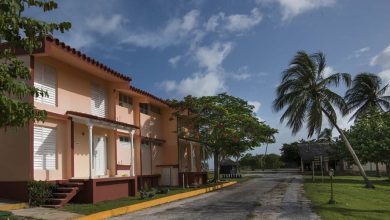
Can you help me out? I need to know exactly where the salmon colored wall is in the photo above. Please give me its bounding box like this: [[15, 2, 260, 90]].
[[140, 113, 161, 139], [160, 108, 179, 166], [73, 123, 89, 178], [33, 56, 118, 120], [73, 124, 116, 178], [34, 118, 67, 181], [0, 126, 30, 181]]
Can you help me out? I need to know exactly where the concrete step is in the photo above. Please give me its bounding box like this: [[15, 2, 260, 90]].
[[53, 193, 68, 198], [56, 187, 76, 192], [59, 182, 84, 187]]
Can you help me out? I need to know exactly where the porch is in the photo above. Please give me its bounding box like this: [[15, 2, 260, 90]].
[[62, 112, 139, 205]]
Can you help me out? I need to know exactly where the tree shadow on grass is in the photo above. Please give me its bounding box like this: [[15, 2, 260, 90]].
[[316, 206, 390, 220], [310, 177, 390, 186]]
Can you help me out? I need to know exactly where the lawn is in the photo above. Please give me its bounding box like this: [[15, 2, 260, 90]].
[[304, 175, 390, 220], [61, 187, 193, 215]]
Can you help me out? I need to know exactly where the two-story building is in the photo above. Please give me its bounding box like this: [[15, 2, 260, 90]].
[[0, 36, 206, 207]]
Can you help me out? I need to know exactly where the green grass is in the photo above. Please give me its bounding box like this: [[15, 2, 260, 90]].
[[61, 187, 192, 215], [304, 175, 390, 220]]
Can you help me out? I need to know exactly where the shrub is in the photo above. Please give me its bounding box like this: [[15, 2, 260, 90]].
[[27, 181, 57, 206]]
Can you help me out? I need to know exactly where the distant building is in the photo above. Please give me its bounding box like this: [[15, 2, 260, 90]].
[[220, 159, 239, 176]]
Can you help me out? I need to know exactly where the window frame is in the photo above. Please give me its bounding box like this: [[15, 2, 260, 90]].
[[119, 93, 133, 108], [140, 103, 149, 115]]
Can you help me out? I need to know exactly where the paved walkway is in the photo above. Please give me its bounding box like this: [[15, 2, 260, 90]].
[[11, 207, 83, 220], [111, 172, 320, 220]]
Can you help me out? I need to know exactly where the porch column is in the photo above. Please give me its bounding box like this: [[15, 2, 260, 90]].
[[129, 129, 136, 177], [88, 123, 93, 179]]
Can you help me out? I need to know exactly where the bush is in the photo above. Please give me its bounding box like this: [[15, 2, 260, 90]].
[[27, 181, 57, 207]]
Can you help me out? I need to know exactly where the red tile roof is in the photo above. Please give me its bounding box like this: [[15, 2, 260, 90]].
[[45, 36, 131, 82], [129, 86, 170, 106]]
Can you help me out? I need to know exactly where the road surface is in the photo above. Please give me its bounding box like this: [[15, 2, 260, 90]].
[[111, 172, 319, 220]]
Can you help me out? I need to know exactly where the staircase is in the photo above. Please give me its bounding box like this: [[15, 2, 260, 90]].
[[43, 180, 84, 208]]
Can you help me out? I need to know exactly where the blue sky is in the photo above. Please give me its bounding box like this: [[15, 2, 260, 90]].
[[28, 0, 390, 155]]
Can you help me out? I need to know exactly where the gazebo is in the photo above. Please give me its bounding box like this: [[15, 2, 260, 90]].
[[298, 143, 343, 172], [219, 158, 240, 178]]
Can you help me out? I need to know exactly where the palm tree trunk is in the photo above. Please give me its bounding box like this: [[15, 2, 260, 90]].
[[322, 109, 374, 188], [262, 143, 269, 171], [213, 150, 220, 183]]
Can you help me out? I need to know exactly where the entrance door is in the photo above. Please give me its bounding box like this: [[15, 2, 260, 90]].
[[93, 136, 107, 176]]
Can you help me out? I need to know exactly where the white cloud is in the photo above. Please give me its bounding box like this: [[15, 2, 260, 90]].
[[86, 14, 126, 35], [205, 8, 263, 33], [248, 101, 262, 113], [370, 43, 390, 95], [348, 47, 370, 59], [232, 73, 252, 80], [323, 66, 336, 78], [195, 42, 233, 71], [161, 41, 233, 97], [370, 44, 390, 69], [122, 10, 200, 48], [257, 0, 336, 21], [378, 69, 390, 95], [168, 55, 182, 67], [225, 8, 263, 32], [160, 72, 226, 97], [62, 30, 95, 49]]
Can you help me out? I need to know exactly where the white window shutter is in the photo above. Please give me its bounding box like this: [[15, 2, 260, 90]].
[[34, 126, 57, 170], [34, 62, 56, 106], [91, 83, 108, 117]]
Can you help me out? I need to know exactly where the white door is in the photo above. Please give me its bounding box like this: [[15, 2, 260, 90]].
[[93, 136, 107, 176]]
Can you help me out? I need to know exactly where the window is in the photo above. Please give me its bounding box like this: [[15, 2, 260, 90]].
[[140, 103, 149, 114], [34, 126, 57, 170], [150, 105, 161, 114], [91, 83, 108, 117], [119, 93, 132, 107], [119, 136, 130, 143], [34, 62, 57, 106]]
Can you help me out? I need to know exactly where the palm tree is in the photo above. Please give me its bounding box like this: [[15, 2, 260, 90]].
[[345, 73, 390, 120], [262, 134, 275, 170], [273, 51, 374, 188]]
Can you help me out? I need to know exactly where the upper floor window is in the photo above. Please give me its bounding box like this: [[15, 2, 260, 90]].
[[150, 105, 161, 115], [140, 103, 149, 115], [34, 62, 57, 106], [119, 93, 132, 108], [91, 83, 108, 118]]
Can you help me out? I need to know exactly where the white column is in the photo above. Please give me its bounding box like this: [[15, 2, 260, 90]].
[[88, 123, 93, 179], [130, 129, 136, 177]]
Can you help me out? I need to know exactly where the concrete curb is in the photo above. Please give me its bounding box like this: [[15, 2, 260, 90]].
[[0, 203, 29, 211], [74, 181, 237, 220]]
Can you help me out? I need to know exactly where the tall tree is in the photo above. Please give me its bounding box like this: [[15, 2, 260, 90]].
[[280, 142, 300, 168], [345, 73, 390, 120], [273, 51, 374, 188], [170, 93, 277, 182], [345, 110, 390, 180], [0, 0, 71, 128]]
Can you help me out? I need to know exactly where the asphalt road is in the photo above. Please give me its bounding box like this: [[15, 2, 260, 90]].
[[110, 172, 319, 220]]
